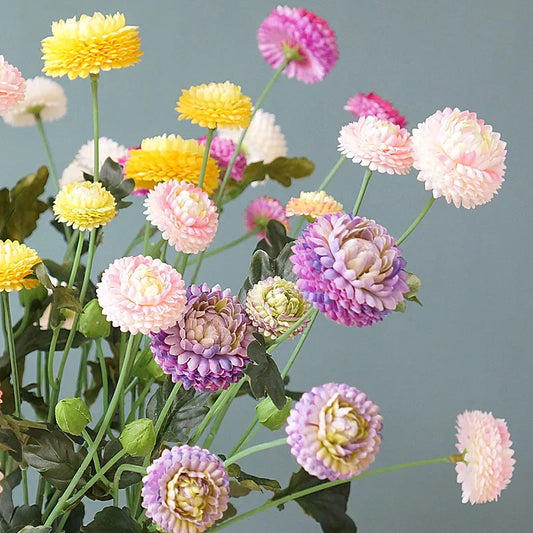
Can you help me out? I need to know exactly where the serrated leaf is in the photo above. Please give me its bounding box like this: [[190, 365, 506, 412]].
[[49, 286, 82, 329], [274, 468, 356, 533], [9, 505, 42, 532], [99, 158, 134, 210], [81, 506, 143, 533], [264, 156, 315, 187], [226, 463, 281, 495]]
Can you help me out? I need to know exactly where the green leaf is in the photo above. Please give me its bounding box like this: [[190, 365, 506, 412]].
[[57, 502, 84, 533], [32, 263, 53, 291], [395, 272, 422, 311], [0, 470, 20, 528], [49, 286, 82, 329], [264, 156, 315, 187], [81, 506, 143, 533], [9, 505, 42, 532], [17, 528, 52, 533], [20, 385, 48, 419], [99, 439, 143, 492], [274, 468, 356, 533], [99, 158, 134, 210], [131, 348, 165, 382], [226, 463, 281, 496]]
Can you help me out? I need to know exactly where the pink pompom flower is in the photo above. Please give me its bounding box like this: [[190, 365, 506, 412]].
[[257, 6, 339, 84], [344, 92, 407, 128], [0, 55, 26, 114], [144, 180, 218, 254], [198, 136, 247, 181], [455, 410, 515, 504], [244, 196, 290, 239], [338, 117, 414, 175], [96, 255, 186, 335], [412, 108, 507, 208]]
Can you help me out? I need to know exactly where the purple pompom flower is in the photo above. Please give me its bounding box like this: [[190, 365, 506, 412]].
[[141, 445, 229, 533], [150, 283, 254, 393], [286, 382, 383, 481], [290, 213, 408, 327]]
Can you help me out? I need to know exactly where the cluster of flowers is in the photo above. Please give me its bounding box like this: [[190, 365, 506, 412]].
[[0, 6, 514, 533]]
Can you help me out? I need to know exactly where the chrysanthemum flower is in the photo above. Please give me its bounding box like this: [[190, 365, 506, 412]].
[[124, 135, 219, 194], [257, 6, 339, 84], [0, 240, 41, 292], [338, 117, 414, 175], [344, 92, 407, 128], [41, 12, 142, 80], [198, 136, 247, 181], [286, 190, 343, 220], [176, 81, 252, 130], [291, 213, 408, 327], [144, 180, 218, 254], [150, 284, 253, 393], [244, 196, 290, 239], [53, 181, 116, 231], [97, 255, 186, 335], [412, 108, 507, 208], [245, 276, 310, 340], [286, 382, 383, 481], [142, 445, 229, 533], [2, 76, 66, 127], [0, 56, 26, 114], [455, 410, 515, 504]]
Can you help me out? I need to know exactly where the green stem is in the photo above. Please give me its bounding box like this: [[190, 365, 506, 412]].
[[210, 456, 454, 531], [228, 417, 260, 458], [224, 437, 286, 466], [143, 220, 151, 255], [90, 74, 100, 183], [154, 382, 182, 435], [198, 128, 215, 190], [13, 290, 32, 340], [82, 429, 112, 489], [202, 383, 241, 449], [95, 339, 109, 415], [215, 60, 290, 206], [44, 335, 137, 526], [68, 230, 85, 288], [63, 228, 79, 263], [266, 307, 316, 355], [189, 250, 205, 284], [352, 169, 373, 216], [42, 489, 61, 520], [21, 468, 29, 505], [113, 464, 147, 507], [56, 510, 71, 531], [2, 293, 21, 418], [75, 344, 90, 397], [187, 231, 258, 264], [125, 379, 154, 425], [34, 112, 60, 191], [319, 155, 346, 191], [396, 196, 435, 245]]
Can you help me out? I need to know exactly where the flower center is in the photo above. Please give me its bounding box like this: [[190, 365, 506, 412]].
[[128, 265, 163, 302], [341, 238, 380, 277], [166, 469, 212, 523]]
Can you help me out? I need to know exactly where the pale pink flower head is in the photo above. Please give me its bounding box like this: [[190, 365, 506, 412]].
[[257, 6, 338, 84], [344, 92, 407, 128], [144, 180, 218, 255], [0, 55, 26, 114], [96, 255, 186, 335], [455, 410, 515, 504], [244, 196, 290, 239], [338, 117, 414, 175], [412, 108, 507, 208]]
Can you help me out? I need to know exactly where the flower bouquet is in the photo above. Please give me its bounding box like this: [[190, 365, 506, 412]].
[[0, 6, 516, 533]]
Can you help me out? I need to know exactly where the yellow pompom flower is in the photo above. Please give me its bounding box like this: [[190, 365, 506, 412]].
[[41, 12, 142, 80], [124, 135, 219, 194], [176, 81, 253, 130], [0, 240, 41, 292], [286, 190, 344, 221], [53, 181, 116, 231]]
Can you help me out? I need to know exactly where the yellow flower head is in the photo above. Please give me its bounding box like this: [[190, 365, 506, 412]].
[[53, 181, 116, 231], [176, 81, 253, 130], [286, 190, 344, 221], [0, 240, 41, 292], [124, 135, 219, 194], [41, 12, 142, 80]]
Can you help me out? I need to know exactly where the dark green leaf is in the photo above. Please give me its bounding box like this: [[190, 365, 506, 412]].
[[20, 385, 48, 419], [264, 156, 314, 187], [257, 220, 295, 259], [241, 161, 267, 185], [99, 439, 143, 492], [17, 528, 52, 533], [226, 463, 280, 494], [216, 502, 237, 524], [0, 429, 22, 462], [82, 506, 143, 533], [99, 158, 134, 210], [9, 505, 42, 531], [49, 286, 82, 329], [0, 470, 20, 527], [60, 502, 85, 533], [32, 263, 53, 291], [43, 259, 97, 302], [274, 468, 356, 533]]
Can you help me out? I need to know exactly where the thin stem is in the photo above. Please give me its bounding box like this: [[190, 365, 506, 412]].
[[2, 293, 21, 418], [187, 231, 258, 264], [228, 417, 260, 458], [113, 464, 147, 507], [34, 112, 60, 191], [203, 383, 241, 449], [319, 155, 346, 191], [209, 456, 454, 531], [68, 230, 85, 287], [75, 344, 90, 397], [189, 250, 205, 284], [266, 307, 316, 354], [125, 379, 154, 425], [42, 489, 61, 520], [56, 510, 71, 531], [90, 74, 100, 183], [224, 437, 286, 467], [198, 128, 215, 190], [396, 196, 435, 245], [81, 429, 112, 489], [143, 220, 151, 255], [154, 382, 182, 435], [352, 169, 373, 216], [13, 290, 32, 340]]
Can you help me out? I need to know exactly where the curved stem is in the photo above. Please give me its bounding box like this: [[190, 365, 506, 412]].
[[319, 155, 346, 191], [352, 169, 373, 216], [113, 464, 147, 507], [90, 74, 100, 183], [281, 308, 318, 378], [396, 196, 435, 245], [189, 250, 205, 284], [266, 307, 315, 354], [202, 383, 241, 449], [34, 112, 60, 191], [198, 128, 215, 190], [187, 231, 258, 264], [68, 230, 85, 287], [125, 379, 154, 425], [224, 437, 286, 467], [154, 382, 182, 435], [2, 293, 21, 418]]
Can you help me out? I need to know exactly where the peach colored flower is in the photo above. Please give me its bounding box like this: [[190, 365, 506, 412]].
[[0, 55, 26, 114], [455, 410, 515, 504], [412, 108, 507, 208], [338, 117, 414, 175], [286, 190, 343, 220]]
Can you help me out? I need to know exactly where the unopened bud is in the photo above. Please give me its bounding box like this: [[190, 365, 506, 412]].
[[119, 418, 156, 457], [79, 298, 110, 338], [256, 396, 291, 430], [55, 397, 92, 435]]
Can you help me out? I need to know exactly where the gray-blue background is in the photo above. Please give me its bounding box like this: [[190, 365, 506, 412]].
[[1, 1, 531, 531]]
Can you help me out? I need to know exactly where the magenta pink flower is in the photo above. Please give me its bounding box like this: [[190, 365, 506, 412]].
[[198, 136, 247, 181], [118, 145, 148, 197], [257, 6, 338, 84], [338, 117, 414, 175], [96, 255, 186, 335], [244, 196, 290, 239], [455, 410, 515, 504], [0, 56, 26, 114], [144, 180, 218, 254], [412, 108, 507, 208], [344, 92, 407, 128]]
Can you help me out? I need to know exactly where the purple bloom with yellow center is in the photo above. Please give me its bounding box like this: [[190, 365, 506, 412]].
[[286, 382, 383, 481], [141, 445, 229, 533], [150, 283, 254, 393], [290, 212, 408, 327]]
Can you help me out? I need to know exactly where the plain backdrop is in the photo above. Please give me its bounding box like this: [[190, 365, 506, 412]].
[[1, 1, 531, 532]]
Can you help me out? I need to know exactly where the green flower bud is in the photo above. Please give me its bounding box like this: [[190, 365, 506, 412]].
[[79, 298, 110, 338], [55, 397, 92, 435], [256, 396, 291, 431], [119, 418, 156, 457], [132, 348, 165, 382]]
